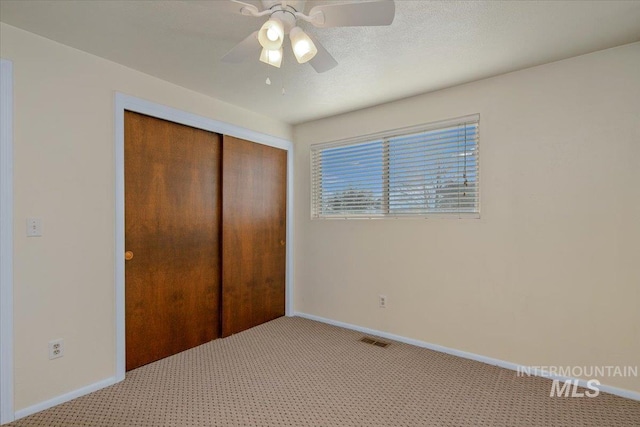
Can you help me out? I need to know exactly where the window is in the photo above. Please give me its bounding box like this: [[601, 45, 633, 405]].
[[311, 114, 479, 218]]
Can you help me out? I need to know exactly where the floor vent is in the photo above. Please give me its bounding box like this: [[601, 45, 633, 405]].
[[360, 337, 390, 348]]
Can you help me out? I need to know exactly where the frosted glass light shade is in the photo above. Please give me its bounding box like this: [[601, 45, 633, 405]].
[[289, 27, 317, 64], [259, 47, 283, 68], [258, 18, 284, 50]]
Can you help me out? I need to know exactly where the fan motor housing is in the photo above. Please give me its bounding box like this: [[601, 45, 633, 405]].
[[261, 0, 306, 13], [262, 1, 304, 34]]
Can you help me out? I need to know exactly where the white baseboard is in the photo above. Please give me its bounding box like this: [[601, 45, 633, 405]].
[[294, 312, 640, 402], [14, 376, 119, 420]]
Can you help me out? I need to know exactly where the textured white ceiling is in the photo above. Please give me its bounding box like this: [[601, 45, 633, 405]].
[[1, 0, 639, 124]]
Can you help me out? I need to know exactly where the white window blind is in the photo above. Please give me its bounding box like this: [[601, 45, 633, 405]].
[[311, 115, 479, 218]]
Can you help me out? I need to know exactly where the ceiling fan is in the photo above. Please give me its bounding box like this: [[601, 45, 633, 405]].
[[222, 0, 396, 73]]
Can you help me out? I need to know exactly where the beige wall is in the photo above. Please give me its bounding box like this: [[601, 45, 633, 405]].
[[0, 23, 291, 411], [294, 42, 640, 393]]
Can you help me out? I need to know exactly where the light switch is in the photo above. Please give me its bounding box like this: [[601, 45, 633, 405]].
[[27, 218, 42, 237]]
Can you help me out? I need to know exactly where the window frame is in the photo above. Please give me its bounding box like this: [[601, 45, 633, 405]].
[[310, 114, 480, 220]]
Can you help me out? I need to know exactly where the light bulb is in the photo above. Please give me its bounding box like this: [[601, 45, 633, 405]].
[[293, 39, 311, 57], [266, 27, 279, 42], [268, 49, 281, 62]]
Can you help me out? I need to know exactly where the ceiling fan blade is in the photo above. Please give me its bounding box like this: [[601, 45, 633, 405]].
[[308, 0, 395, 28], [229, 0, 262, 15], [307, 33, 338, 73], [221, 31, 261, 63]]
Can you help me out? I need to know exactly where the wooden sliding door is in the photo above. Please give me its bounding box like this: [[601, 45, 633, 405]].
[[222, 136, 287, 337], [125, 113, 286, 368], [125, 111, 222, 371]]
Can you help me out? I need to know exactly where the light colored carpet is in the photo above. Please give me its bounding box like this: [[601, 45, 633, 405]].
[[7, 316, 640, 426]]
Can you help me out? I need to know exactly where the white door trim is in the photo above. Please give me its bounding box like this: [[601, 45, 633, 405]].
[[0, 58, 15, 424], [114, 93, 294, 381]]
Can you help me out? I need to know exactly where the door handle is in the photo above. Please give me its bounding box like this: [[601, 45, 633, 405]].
[[125, 251, 134, 261], [280, 240, 285, 246]]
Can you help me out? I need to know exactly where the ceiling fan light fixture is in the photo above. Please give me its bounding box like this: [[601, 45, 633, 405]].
[[258, 18, 285, 50], [224, 0, 397, 73], [289, 26, 318, 64], [259, 47, 283, 68]]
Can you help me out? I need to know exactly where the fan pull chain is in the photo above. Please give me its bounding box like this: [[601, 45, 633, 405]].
[[264, 71, 285, 95]]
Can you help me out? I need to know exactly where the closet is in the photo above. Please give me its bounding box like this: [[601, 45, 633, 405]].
[[124, 111, 286, 371]]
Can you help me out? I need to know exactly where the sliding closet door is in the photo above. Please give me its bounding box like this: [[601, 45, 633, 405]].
[[125, 111, 221, 370], [222, 136, 287, 337]]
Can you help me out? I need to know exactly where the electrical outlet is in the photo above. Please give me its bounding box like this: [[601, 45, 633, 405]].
[[49, 339, 64, 360], [27, 217, 42, 237], [379, 295, 387, 309]]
